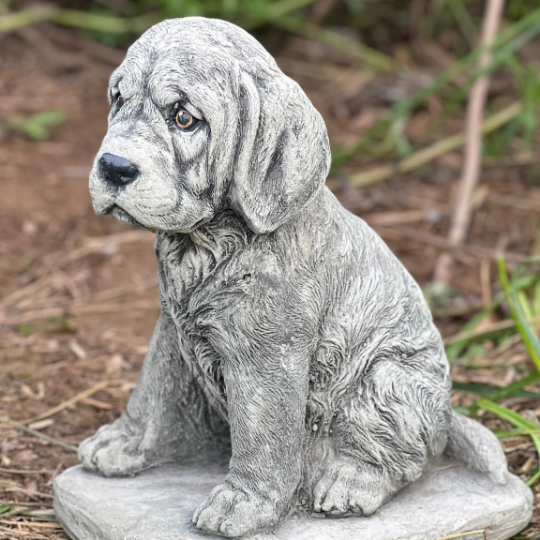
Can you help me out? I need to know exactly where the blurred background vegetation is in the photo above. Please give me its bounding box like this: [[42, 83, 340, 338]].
[[1, 0, 540, 538]]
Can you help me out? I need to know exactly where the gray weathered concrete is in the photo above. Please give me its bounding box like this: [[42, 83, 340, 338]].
[[81, 18, 512, 537], [54, 459, 532, 540]]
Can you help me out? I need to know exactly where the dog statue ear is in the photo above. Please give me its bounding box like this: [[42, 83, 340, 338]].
[[229, 67, 331, 234]]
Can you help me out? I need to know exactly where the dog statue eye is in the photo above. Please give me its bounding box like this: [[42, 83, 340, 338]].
[[116, 95, 125, 109], [176, 109, 194, 129]]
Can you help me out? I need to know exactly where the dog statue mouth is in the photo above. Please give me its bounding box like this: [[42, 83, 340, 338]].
[[103, 203, 213, 235], [109, 205, 152, 231]]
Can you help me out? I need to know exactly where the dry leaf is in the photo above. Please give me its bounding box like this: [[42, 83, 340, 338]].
[[20, 384, 36, 399], [28, 418, 55, 431], [14, 449, 39, 462], [106, 354, 124, 375], [70, 340, 87, 360], [80, 397, 113, 410]]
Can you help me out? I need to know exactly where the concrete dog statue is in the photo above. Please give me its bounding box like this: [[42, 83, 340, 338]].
[[79, 17, 509, 538]]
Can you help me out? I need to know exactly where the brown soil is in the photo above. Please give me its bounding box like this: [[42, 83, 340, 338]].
[[0, 24, 539, 539]]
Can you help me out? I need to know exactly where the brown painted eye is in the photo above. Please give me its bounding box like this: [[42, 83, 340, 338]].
[[176, 109, 194, 129], [117, 94, 125, 108]]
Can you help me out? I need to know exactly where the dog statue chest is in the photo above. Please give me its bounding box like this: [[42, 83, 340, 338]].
[[154, 217, 255, 374]]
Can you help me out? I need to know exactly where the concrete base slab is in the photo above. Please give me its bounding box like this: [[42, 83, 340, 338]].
[[53, 459, 532, 540]]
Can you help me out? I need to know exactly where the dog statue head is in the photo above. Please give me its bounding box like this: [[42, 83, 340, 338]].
[[89, 17, 331, 235]]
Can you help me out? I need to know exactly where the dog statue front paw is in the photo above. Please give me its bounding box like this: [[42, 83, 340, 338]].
[[78, 418, 153, 477], [193, 482, 282, 538]]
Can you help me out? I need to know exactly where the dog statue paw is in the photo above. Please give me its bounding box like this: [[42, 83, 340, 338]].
[[193, 481, 285, 538]]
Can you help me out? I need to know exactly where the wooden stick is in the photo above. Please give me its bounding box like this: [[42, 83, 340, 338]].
[[22, 380, 109, 425], [0, 416, 77, 453], [0, 469, 54, 475], [437, 531, 487, 540], [433, 0, 505, 285]]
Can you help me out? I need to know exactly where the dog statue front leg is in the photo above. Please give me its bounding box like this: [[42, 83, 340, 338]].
[[193, 344, 309, 538], [79, 309, 215, 476]]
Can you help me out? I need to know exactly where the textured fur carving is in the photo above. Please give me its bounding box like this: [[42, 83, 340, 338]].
[[79, 17, 509, 538]]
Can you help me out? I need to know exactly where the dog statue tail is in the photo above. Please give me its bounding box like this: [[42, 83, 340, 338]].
[[445, 410, 508, 484]]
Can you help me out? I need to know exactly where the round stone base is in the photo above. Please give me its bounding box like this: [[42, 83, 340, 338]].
[[53, 459, 532, 540]]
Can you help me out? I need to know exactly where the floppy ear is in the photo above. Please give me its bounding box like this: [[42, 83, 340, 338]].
[[229, 65, 331, 234]]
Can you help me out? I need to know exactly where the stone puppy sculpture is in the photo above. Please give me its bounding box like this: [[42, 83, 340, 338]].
[[79, 17, 509, 538]]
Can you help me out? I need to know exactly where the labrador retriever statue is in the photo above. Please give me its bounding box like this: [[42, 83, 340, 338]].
[[79, 17, 508, 538]]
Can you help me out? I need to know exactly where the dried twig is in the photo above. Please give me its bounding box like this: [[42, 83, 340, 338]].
[[443, 316, 540, 346], [433, 0, 505, 285], [0, 277, 158, 326], [22, 381, 109, 425], [364, 210, 435, 226], [0, 232, 155, 321], [374, 226, 526, 263], [43, 230, 154, 270], [0, 521, 60, 528], [0, 416, 77, 453], [0, 308, 65, 326], [0, 277, 52, 311], [437, 530, 487, 540], [80, 397, 113, 410], [71, 299, 159, 316], [0, 469, 54, 475], [330, 101, 522, 189], [489, 193, 540, 213], [2, 299, 159, 325]]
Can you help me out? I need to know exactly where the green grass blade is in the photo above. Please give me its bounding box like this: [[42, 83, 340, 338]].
[[497, 258, 540, 373], [477, 399, 540, 485], [396, 7, 540, 118], [445, 294, 503, 362], [518, 290, 534, 319], [452, 406, 472, 416], [452, 373, 540, 401], [447, 0, 477, 48], [477, 399, 540, 432], [273, 17, 394, 72], [493, 428, 540, 439], [490, 371, 540, 401], [383, 8, 540, 157], [526, 468, 540, 487], [243, 0, 317, 28], [514, 256, 540, 278], [533, 281, 540, 317]]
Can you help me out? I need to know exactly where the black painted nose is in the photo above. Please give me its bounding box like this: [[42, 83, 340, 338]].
[[100, 153, 139, 186]]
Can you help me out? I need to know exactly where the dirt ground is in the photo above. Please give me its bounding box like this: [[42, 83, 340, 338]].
[[0, 24, 539, 539]]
